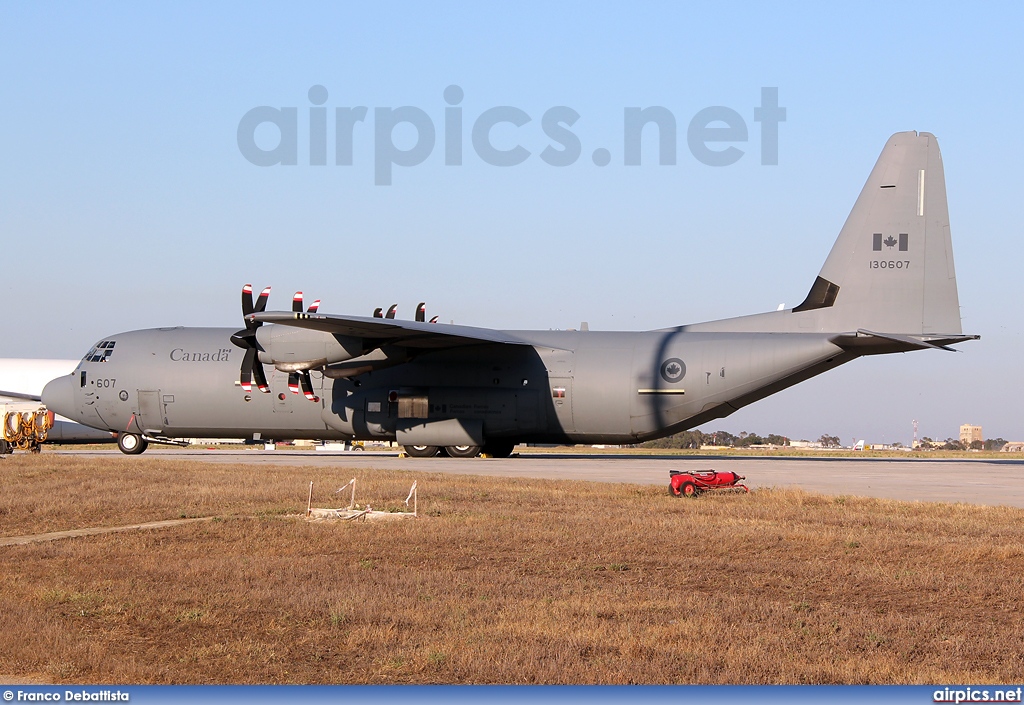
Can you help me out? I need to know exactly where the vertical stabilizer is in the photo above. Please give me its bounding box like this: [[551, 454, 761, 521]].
[[795, 131, 962, 334]]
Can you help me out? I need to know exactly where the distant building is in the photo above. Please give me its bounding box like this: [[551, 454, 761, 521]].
[[960, 424, 983, 446], [1002, 442, 1024, 453]]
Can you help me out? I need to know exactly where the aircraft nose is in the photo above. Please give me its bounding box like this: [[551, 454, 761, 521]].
[[42, 374, 76, 419]]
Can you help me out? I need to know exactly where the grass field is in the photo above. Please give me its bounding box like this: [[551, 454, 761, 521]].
[[1, 454, 1022, 684]]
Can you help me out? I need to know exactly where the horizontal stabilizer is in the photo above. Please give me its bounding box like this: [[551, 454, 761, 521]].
[[831, 329, 980, 353]]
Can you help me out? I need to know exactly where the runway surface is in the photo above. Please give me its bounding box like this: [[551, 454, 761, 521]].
[[46, 448, 1024, 509]]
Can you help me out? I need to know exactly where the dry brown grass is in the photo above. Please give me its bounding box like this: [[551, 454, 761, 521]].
[[1, 453, 1023, 684]]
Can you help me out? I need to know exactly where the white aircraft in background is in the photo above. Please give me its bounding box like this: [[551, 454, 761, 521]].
[[0, 358, 79, 398], [0, 358, 116, 452]]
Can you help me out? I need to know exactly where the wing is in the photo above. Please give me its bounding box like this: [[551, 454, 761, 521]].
[[252, 312, 535, 349], [0, 389, 43, 402]]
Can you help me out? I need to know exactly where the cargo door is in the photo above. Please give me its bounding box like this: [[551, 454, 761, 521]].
[[136, 390, 163, 434], [543, 350, 574, 434]]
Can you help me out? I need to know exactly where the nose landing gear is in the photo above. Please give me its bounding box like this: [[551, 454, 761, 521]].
[[117, 432, 149, 455]]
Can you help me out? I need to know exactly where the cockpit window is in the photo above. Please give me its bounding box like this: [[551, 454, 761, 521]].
[[84, 340, 116, 363]]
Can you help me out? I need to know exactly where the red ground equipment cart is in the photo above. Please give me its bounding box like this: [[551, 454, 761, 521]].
[[669, 469, 749, 497]]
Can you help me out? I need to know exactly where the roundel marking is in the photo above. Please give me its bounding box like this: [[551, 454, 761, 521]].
[[118, 390, 129, 402], [660, 358, 686, 383]]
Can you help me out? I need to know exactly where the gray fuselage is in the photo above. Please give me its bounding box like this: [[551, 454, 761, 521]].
[[52, 325, 848, 445]]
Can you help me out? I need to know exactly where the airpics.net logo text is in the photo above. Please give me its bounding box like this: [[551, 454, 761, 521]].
[[236, 86, 786, 185]]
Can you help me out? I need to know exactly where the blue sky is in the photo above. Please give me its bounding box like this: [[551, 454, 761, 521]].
[[2, 2, 1021, 444]]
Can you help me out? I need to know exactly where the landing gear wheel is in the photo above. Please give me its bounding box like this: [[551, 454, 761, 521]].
[[118, 432, 148, 455], [446, 445, 482, 458], [404, 445, 440, 458], [482, 442, 515, 458]]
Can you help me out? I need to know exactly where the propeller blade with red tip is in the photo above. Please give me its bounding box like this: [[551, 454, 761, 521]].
[[416, 303, 426, 322], [373, 307, 383, 318], [288, 373, 300, 395], [254, 286, 272, 314], [429, 316, 439, 324], [385, 304, 397, 319], [307, 299, 320, 313], [292, 292, 304, 313], [300, 370, 317, 400], [242, 284, 254, 317], [240, 347, 255, 392], [252, 358, 271, 393]]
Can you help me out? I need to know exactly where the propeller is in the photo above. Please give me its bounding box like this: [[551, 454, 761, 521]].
[[292, 291, 320, 314], [230, 284, 272, 393], [414, 302, 439, 323], [377, 302, 437, 322], [288, 370, 318, 401], [231, 286, 325, 399], [286, 291, 322, 402]]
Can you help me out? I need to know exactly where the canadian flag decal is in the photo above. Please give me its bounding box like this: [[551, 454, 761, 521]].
[[872, 233, 909, 252]]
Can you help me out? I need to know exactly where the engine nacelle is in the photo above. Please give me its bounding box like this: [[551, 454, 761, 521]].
[[256, 325, 363, 371]]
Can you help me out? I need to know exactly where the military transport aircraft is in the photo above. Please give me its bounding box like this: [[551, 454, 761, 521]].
[[42, 132, 977, 457]]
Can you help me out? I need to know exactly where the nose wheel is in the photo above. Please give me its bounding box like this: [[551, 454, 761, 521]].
[[117, 432, 148, 455]]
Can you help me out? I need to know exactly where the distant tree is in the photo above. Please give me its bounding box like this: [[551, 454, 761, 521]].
[[678, 431, 703, 449], [891, 441, 903, 448], [818, 434, 841, 448], [641, 430, 704, 449], [969, 440, 984, 451], [942, 438, 964, 451], [764, 434, 789, 446], [710, 431, 737, 446], [985, 438, 1008, 451], [735, 433, 764, 447]]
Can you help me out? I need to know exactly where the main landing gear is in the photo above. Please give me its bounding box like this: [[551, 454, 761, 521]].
[[402, 442, 516, 459]]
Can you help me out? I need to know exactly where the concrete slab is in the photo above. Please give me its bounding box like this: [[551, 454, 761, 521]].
[[47, 449, 1024, 509]]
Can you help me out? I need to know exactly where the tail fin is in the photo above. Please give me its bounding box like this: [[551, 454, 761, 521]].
[[794, 131, 962, 334]]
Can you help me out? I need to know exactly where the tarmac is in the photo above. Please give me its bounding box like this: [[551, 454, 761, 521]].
[[47, 448, 1024, 509]]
